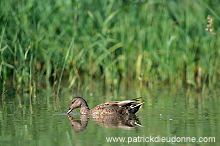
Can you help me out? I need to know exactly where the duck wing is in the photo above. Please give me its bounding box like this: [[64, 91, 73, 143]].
[[91, 103, 122, 115], [104, 97, 142, 107], [90, 97, 143, 115]]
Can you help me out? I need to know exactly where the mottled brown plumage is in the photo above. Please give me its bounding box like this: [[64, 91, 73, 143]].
[[66, 97, 144, 115]]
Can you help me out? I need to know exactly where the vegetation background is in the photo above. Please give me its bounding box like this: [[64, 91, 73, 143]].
[[0, 0, 220, 95]]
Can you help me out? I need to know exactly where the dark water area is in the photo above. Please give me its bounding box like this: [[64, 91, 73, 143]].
[[0, 85, 219, 146]]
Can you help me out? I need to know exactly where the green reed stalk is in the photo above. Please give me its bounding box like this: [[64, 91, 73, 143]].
[[57, 39, 74, 96], [0, 0, 220, 91]]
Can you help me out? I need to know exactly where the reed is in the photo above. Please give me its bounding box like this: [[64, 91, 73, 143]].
[[0, 0, 220, 93]]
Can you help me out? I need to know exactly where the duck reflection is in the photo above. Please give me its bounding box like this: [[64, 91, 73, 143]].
[[67, 114, 143, 132]]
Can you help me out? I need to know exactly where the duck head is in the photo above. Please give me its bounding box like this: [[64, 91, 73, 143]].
[[66, 97, 89, 114]]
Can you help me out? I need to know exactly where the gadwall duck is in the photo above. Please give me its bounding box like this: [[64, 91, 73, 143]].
[[66, 97, 144, 115]]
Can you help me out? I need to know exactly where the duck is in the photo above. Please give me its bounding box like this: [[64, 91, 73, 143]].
[[66, 97, 144, 115]]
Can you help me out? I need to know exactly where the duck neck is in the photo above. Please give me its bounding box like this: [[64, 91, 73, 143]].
[[80, 100, 90, 115]]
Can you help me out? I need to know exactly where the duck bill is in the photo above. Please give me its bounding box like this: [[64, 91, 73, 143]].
[[66, 108, 73, 114]]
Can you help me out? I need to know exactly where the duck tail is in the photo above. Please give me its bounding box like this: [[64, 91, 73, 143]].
[[128, 102, 144, 114], [131, 102, 145, 108]]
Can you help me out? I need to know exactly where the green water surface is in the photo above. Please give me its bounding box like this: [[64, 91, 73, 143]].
[[0, 86, 219, 146]]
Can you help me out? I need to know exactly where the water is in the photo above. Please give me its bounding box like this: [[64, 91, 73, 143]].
[[0, 86, 219, 146]]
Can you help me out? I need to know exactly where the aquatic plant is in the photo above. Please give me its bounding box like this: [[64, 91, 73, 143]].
[[0, 0, 220, 93]]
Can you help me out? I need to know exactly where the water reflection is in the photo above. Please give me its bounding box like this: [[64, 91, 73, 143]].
[[67, 114, 143, 132], [1, 87, 219, 145]]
